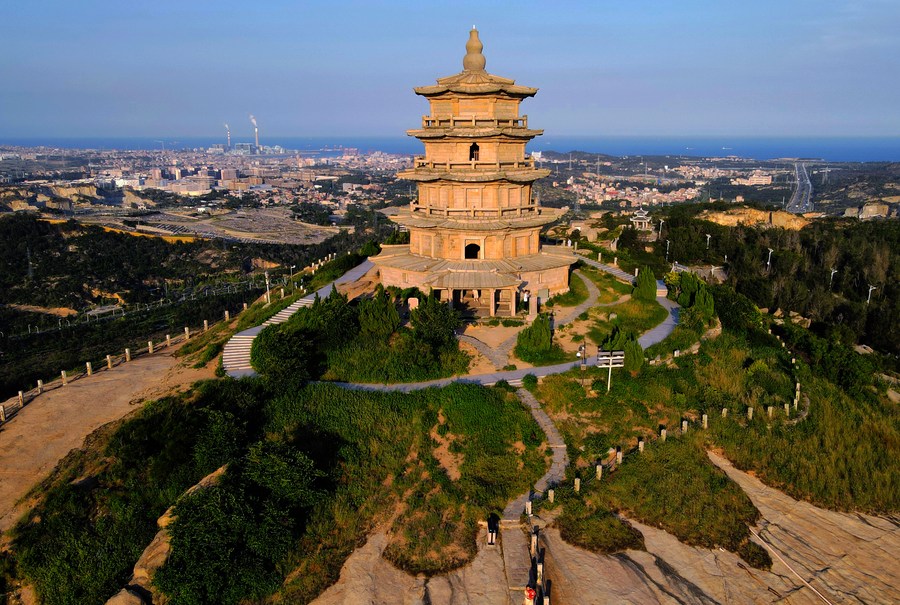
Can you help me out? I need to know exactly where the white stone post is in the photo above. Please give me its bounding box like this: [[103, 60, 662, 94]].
[[203, 320, 209, 332], [722, 407, 728, 418], [548, 489, 555, 504], [682, 420, 688, 433], [107, 354, 113, 369], [148, 340, 154, 354], [61, 370, 67, 385], [785, 403, 790, 416], [525, 500, 532, 516], [0, 406, 6, 423], [166, 334, 171, 347], [616, 448, 623, 464], [660, 428, 667, 442], [125, 348, 131, 362], [747, 407, 754, 420], [18, 391, 25, 406], [243, 302, 248, 311], [638, 439, 645, 453], [224, 310, 230, 321], [702, 414, 708, 429], [596, 464, 602, 480], [37, 380, 43, 393], [574, 478, 580, 493], [767, 406, 774, 418], [184, 327, 190, 340], [86, 362, 92, 376]]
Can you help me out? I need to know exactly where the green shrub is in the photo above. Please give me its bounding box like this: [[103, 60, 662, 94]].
[[515, 315, 568, 364], [557, 499, 645, 554], [633, 266, 657, 302]]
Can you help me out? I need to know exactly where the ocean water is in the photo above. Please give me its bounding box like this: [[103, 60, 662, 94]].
[[3, 135, 899, 163]]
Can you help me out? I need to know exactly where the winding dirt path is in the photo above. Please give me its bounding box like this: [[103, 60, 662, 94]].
[[0, 352, 212, 533]]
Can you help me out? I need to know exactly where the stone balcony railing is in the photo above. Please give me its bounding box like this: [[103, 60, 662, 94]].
[[409, 202, 539, 219], [421, 115, 528, 129], [412, 157, 536, 171]]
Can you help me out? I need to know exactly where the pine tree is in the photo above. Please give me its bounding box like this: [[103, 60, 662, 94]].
[[624, 339, 644, 375], [634, 266, 657, 301]]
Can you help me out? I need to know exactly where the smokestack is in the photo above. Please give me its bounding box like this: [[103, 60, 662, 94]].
[[249, 114, 259, 150], [224, 123, 231, 148]]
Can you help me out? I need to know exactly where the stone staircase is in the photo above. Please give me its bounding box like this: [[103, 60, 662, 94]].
[[221, 259, 373, 378], [221, 297, 316, 377]]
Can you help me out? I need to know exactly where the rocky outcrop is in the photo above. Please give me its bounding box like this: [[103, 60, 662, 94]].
[[699, 208, 811, 230], [104, 466, 227, 605]]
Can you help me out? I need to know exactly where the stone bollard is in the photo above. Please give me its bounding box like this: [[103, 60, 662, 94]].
[[37, 380, 43, 394], [107, 354, 113, 369], [203, 320, 209, 332], [596, 464, 603, 480], [243, 302, 248, 311], [634, 268, 639, 277], [525, 500, 532, 516], [792, 357, 796, 365], [722, 407, 728, 418], [61, 370, 68, 385], [280, 288, 285, 299], [166, 334, 171, 347], [616, 447, 623, 465], [747, 407, 754, 420], [767, 406, 774, 418], [548, 489, 555, 504], [86, 362, 92, 376], [702, 413, 708, 429], [613, 256, 618, 266], [125, 348, 131, 362], [0, 406, 5, 423], [638, 438, 645, 453], [682, 420, 688, 433], [537, 561, 544, 584], [225, 310, 230, 321], [148, 340, 154, 354], [18, 391, 25, 406], [530, 531, 538, 556], [660, 428, 667, 442], [794, 397, 799, 410], [785, 403, 790, 416], [574, 478, 580, 493], [184, 327, 190, 340]]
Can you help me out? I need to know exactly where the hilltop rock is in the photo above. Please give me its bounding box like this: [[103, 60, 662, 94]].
[[699, 207, 810, 230]]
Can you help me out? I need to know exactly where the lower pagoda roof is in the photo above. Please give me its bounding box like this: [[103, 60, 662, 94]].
[[388, 206, 563, 231], [372, 244, 576, 275]]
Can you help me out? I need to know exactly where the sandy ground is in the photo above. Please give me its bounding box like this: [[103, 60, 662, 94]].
[[458, 341, 497, 375], [0, 352, 214, 533]]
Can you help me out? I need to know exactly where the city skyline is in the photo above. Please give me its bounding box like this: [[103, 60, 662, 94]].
[[2, 0, 899, 139]]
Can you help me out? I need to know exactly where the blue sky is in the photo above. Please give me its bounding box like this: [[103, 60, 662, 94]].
[[1, 0, 898, 138]]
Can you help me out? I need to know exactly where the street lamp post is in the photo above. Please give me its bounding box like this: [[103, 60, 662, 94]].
[[705, 233, 711, 249], [265, 271, 271, 304], [666, 239, 671, 262], [829, 268, 837, 288], [766, 248, 774, 272], [867, 285, 877, 304]]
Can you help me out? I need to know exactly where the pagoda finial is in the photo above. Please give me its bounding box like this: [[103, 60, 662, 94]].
[[463, 27, 486, 72]]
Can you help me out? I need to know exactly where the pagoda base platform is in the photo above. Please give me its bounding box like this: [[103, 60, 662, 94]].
[[372, 244, 576, 317]]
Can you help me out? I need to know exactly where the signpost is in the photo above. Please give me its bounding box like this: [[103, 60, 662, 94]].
[[596, 350, 625, 392]]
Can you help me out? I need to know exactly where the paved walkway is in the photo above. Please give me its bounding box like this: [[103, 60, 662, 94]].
[[578, 256, 636, 284], [222, 260, 374, 377]]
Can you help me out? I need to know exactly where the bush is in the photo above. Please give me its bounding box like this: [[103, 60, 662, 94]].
[[557, 498, 645, 553], [515, 315, 567, 364], [633, 266, 657, 302]]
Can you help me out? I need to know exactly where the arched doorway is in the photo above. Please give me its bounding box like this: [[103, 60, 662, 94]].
[[465, 243, 481, 259]]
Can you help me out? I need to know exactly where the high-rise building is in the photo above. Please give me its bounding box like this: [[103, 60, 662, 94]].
[[372, 28, 574, 316]]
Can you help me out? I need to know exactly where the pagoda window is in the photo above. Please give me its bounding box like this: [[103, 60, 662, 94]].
[[469, 143, 480, 161], [465, 243, 481, 259]]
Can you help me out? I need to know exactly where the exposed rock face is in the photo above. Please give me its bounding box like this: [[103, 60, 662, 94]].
[[312, 527, 511, 605], [699, 208, 811, 230], [104, 466, 227, 605]]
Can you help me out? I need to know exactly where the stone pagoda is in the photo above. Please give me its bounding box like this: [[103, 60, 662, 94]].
[[373, 28, 575, 316]]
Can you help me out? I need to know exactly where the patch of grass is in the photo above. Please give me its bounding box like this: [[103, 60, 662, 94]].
[[645, 325, 700, 359], [546, 272, 589, 308], [587, 298, 667, 344], [557, 498, 644, 553], [584, 434, 769, 568]]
